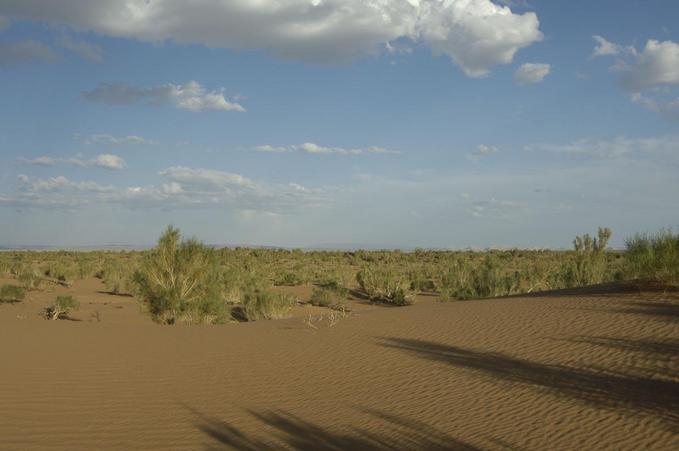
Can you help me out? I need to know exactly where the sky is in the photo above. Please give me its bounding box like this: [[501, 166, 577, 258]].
[[0, 0, 678, 249]]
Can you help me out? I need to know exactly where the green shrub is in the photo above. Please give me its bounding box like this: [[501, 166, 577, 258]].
[[356, 267, 413, 306], [438, 256, 516, 300], [625, 229, 679, 284], [309, 287, 347, 309], [239, 288, 295, 321], [45, 295, 79, 320], [101, 259, 131, 294], [563, 227, 612, 288], [274, 271, 304, 286], [0, 284, 26, 303], [17, 266, 42, 290], [132, 226, 227, 325]]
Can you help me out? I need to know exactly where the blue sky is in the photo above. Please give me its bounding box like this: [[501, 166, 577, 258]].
[[0, 0, 678, 248]]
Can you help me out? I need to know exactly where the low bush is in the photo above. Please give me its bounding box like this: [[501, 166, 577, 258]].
[[274, 271, 305, 286], [17, 266, 42, 290], [356, 267, 413, 306], [625, 229, 679, 284], [309, 287, 347, 309], [0, 284, 26, 303], [239, 288, 295, 321], [45, 295, 79, 320], [101, 259, 132, 295], [132, 226, 227, 325]]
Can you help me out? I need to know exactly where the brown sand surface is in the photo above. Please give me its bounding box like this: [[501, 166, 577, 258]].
[[0, 279, 677, 450]]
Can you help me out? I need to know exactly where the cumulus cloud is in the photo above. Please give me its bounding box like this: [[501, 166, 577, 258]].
[[0, 39, 58, 65], [76, 133, 157, 145], [58, 36, 103, 62], [621, 40, 679, 91], [1, 0, 542, 77], [514, 62, 550, 84], [82, 81, 245, 112], [591, 35, 621, 57], [594, 38, 679, 121], [18, 154, 127, 170], [254, 142, 400, 155]]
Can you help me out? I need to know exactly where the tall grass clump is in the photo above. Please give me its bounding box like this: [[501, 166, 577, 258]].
[[101, 258, 132, 295], [564, 227, 612, 287], [438, 255, 519, 300], [356, 267, 413, 305], [132, 226, 227, 325], [239, 288, 295, 321], [625, 229, 679, 284]]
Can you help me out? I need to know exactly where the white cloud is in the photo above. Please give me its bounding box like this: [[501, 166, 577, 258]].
[[417, 1, 543, 77], [525, 135, 679, 161], [255, 142, 400, 155], [18, 154, 127, 170], [595, 38, 679, 121], [591, 35, 620, 57], [17, 156, 57, 166], [0, 39, 58, 65], [159, 166, 254, 189], [58, 36, 103, 62], [470, 144, 499, 159], [82, 81, 245, 112], [3, 167, 325, 212], [85, 154, 126, 170], [18, 174, 113, 193], [621, 39, 679, 91], [77, 133, 158, 145], [514, 62, 550, 85], [467, 197, 522, 219], [2, 0, 542, 77], [630, 93, 679, 122]]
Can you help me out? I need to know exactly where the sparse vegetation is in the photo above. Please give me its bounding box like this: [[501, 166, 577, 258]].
[[4, 225, 677, 324], [45, 295, 80, 320], [0, 284, 26, 303]]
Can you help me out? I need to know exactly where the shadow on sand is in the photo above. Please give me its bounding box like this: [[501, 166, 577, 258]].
[[501, 281, 678, 300], [188, 406, 479, 451], [563, 335, 679, 359], [379, 338, 679, 430], [611, 301, 679, 321]]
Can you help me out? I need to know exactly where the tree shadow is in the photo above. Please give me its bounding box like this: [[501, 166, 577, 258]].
[[501, 281, 678, 300], [612, 301, 679, 321], [188, 406, 479, 450], [563, 335, 679, 358], [379, 338, 679, 431], [96, 290, 134, 297]]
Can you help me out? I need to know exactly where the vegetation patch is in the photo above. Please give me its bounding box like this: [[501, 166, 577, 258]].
[[0, 284, 26, 303], [45, 295, 80, 320], [132, 226, 228, 325], [625, 229, 679, 285], [237, 288, 295, 321]]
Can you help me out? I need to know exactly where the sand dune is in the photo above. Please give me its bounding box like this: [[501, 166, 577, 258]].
[[0, 279, 677, 450]]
